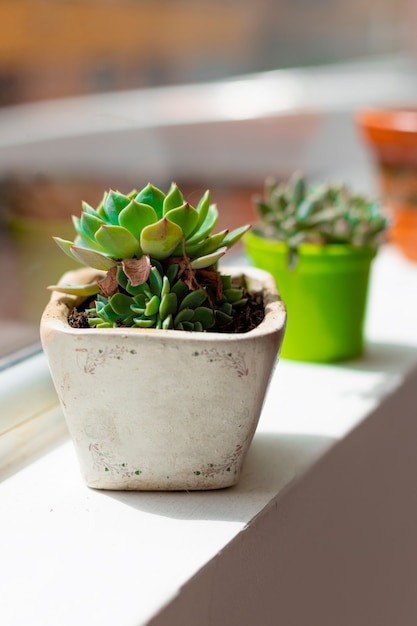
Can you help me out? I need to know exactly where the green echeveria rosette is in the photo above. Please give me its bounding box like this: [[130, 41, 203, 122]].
[[253, 172, 389, 249], [49, 182, 251, 331], [87, 263, 248, 331]]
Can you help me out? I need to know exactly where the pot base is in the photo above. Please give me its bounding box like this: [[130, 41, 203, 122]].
[[81, 438, 248, 491]]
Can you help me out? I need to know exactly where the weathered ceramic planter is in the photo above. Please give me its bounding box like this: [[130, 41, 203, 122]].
[[40, 266, 286, 490]]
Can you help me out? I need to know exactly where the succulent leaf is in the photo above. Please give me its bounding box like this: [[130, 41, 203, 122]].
[[222, 224, 251, 248], [186, 202, 219, 244], [184, 229, 228, 257], [215, 309, 233, 326], [100, 190, 131, 224], [159, 292, 177, 320], [110, 293, 136, 316], [177, 321, 193, 331], [223, 288, 245, 303], [135, 183, 165, 219], [191, 189, 211, 235], [165, 203, 199, 238], [171, 278, 189, 300], [53, 236, 79, 261], [81, 200, 101, 217], [295, 199, 314, 222], [219, 301, 233, 315], [174, 308, 195, 325], [163, 183, 185, 214], [47, 282, 101, 296], [118, 200, 158, 242], [96, 191, 113, 223], [148, 266, 163, 295], [192, 306, 214, 328], [72, 215, 82, 233], [179, 289, 207, 312], [165, 263, 179, 285], [161, 275, 171, 297], [135, 317, 157, 328], [145, 295, 160, 317], [140, 218, 183, 259], [162, 315, 173, 330], [78, 212, 105, 248], [70, 245, 117, 270], [190, 246, 227, 269], [95, 225, 141, 259], [292, 174, 306, 206], [130, 298, 146, 314]]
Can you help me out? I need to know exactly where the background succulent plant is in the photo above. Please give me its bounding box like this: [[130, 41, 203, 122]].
[[49, 182, 251, 331], [253, 171, 389, 251]]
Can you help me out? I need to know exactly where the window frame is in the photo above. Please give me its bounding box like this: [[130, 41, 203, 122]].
[[0, 348, 67, 475]]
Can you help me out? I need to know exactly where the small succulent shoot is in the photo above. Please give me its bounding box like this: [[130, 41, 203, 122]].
[[49, 182, 251, 331], [253, 171, 389, 267]]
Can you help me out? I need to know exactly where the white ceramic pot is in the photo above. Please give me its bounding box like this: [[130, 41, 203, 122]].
[[40, 266, 286, 490]]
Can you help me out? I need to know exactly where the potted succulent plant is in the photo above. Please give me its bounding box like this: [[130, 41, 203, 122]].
[[40, 181, 286, 490], [244, 172, 388, 363]]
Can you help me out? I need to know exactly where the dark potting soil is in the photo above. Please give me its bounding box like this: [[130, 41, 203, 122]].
[[68, 288, 265, 334]]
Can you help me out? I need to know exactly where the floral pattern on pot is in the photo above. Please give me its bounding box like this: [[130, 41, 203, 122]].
[[89, 443, 142, 478], [76, 345, 135, 375], [198, 348, 248, 378]]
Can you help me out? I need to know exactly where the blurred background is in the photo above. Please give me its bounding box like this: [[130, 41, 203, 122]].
[[0, 0, 416, 358], [0, 0, 411, 105]]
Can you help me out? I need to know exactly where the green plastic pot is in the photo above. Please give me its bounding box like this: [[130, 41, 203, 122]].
[[244, 231, 377, 362]]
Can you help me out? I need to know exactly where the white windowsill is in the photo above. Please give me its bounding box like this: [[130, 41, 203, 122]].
[[1, 243, 416, 626]]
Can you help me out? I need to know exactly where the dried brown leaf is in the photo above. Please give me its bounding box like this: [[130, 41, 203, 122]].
[[196, 266, 224, 300], [122, 256, 151, 286], [98, 266, 119, 297], [168, 256, 199, 291]]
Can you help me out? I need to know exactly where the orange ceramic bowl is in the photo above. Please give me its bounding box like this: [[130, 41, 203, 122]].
[[356, 106, 417, 165], [356, 106, 417, 261]]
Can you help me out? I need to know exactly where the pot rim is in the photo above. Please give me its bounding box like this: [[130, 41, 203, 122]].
[[356, 106, 417, 135], [40, 265, 286, 342], [245, 230, 378, 259]]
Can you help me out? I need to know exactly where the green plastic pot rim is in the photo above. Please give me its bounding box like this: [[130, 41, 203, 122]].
[[245, 231, 378, 260]]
